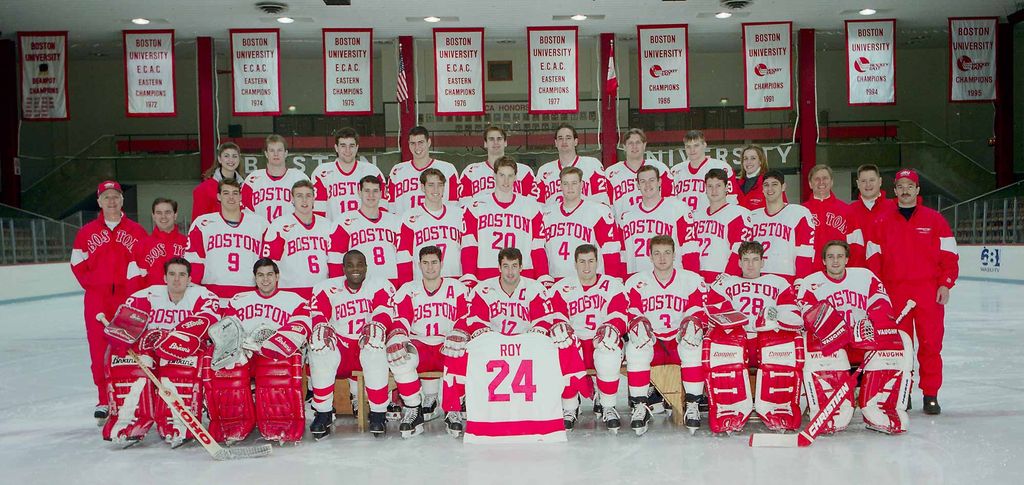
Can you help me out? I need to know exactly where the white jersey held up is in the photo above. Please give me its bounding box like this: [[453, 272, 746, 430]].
[[241, 168, 310, 223]]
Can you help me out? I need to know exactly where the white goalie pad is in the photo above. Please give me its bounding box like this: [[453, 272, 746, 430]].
[[209, 316, 246, 371]]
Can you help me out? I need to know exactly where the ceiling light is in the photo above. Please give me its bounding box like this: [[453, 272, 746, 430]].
[[277, 16, 295, 23], [859, 8, 877, 16], [288, 105, 297, 112], [714, 12, 732, 19], [571, 14, 588, 21], [720, 97, 729, 104], [131, 18, 150, 25], [424, 16, 441, 23]]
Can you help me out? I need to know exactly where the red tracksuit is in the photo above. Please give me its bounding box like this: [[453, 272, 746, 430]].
[[129, 227, 187, 292], [849, 192, 896, 242], [805, 192, 864, 268], [866, 204, 958, 396], [70, 214, 148, 405]]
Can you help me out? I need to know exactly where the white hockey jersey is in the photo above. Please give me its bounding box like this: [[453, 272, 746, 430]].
[[617, 197, 699, 275], [706, 274, 797, 333], [241, 168, 310, 223], [122, 284, 221, 331], [222, 289, 310, 337], [261, 214, 345, 293], [393, 278, 470, 345], [184, 212, 266, 292], [308, 277, 395, 341], [605, 159, 673, 217], [311, 160, 387, 221], [542, 199, 624, 279], [396, 203, 466, 284], [387, 159, 460, 216], [749, 203, 816, 280], [669, 157, 736, 214], [692, 203, 751, 277], [793, 268, 892, 326], [462, 192, 548, 281], [535, 156, 612, 206], [335, 210, 401, 282], [467, 276, 556, 335], [625, 269, 706, 339], [459, 160, 537, 200], [548, 274, 629, 339]]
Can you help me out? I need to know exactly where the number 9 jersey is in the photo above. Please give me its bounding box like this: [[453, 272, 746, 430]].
[[184, 212, 267, 300]]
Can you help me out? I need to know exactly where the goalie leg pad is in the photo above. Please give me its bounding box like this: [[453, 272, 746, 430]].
[[624, 337, 655, 398], [755, 330, 805, 431], [803, 334, 853, 434], [357, 343, 390, 413], [154, 355, 203, 442], [702, 327, 752, 434], [859, 330, 913, 434], [590, 339, 622, 407], [201, 353, 255, 442], [102, 350, 156, 441], [253, 354, 305, 443], [391, 341, 423, 407], [306, 332, 343, 413]]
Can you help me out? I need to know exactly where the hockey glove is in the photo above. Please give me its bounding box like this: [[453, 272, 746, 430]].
[[627, 316, 654, 350], [441, 328, 470, 358], [386, 328, 414, 367], [593, 324, 621, 352], [309, 323, 337, 353], [359, 321, 387, 350], [155, 330, 202, 361], [548, 322, 575, 349]]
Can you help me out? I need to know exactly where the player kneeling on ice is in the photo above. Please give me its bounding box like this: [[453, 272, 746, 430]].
[[306, 250, 397, 438], [548, 244, 630, 433], [704, 241, 805, 435], [387, 246, 471, 438], [624, 235, 708, 435], [791, 241, 913, 435], [203, 258, 310, 444], [102, 257, 220, 448]]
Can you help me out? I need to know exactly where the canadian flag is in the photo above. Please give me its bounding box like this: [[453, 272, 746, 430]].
[[605, 41, 618, 95]]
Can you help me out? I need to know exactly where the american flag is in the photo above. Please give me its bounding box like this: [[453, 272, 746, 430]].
[[396, 51, 409, 104]]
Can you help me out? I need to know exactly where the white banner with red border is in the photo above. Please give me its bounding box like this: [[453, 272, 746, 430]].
[[18, 31, 69, 121], [230, 29, 281, 116], [433, 28, 485, 116], [323, 28, 372, 115], [527, 26, 578, 114], [846, 19, 896, 105], [949, 17, 997, 102], [742, 22, 792, 111], [123, 30, 176, 117], [637, 24, 689, 112]]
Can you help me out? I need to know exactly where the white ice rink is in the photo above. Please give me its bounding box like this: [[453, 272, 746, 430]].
[[1, 279, 1021, 484]]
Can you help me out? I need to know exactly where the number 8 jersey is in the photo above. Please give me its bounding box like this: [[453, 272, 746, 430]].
[[184, 212, 267, 299], [335, 210, 401, 284]]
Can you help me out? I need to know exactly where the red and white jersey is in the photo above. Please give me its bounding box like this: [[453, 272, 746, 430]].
[[542, 199, 624, 279], [222, 288, 310, 336], [459, 160, 537, 200], [535, 156, 612, 206], [387, 159, 460, 216], [462, 193, 548, 281], [617, 197, 698, 275], [467, 276, 557, 335], [706, 274, 796, 333], [549, 274, 629, 339], [692, 203, 751, 278], [626, 269, 706, 339], [184, 212, 266, 294], [122, 284, 221, 331], [793, 268, 892, 326], [396, 203, 466, 284], [335, 210, 401, 283], [393, 278, 470, 345], [749, 204, 816, 280], [241, 168, 310, 223], [805, 192, 865, 269], [308, 277, 395, 340], [669, 158, 737, 213], [130, 227, 187, 291], [605, 159, 673, 217], [311, 160, 387, 221], [261, 214, 345, 295]]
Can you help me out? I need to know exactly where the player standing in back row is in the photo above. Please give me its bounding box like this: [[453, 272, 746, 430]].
[[605, 128, 672, 217], [242, 134, 310, 223], [389, 126, 460, 216], [312, 127, 388, 221], [459, 126, 537, 199], [670, 130, 736, 214], [535, 124, 612, 206]]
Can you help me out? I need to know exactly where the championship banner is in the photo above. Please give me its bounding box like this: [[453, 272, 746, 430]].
[[123, 30, 176, 117], [846, 19, 896, 105], [230, 29, 281, 116], [742, 22, 792, 111], [949, 17, 997, 102], [323, 28, 372, 115], [637, 24, 689, 112], [527, 26, 578, 114], [18, 31, 69, 121], [433, 28, 485, 116]]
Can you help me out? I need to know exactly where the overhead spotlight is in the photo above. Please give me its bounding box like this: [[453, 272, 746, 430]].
[[424, 16, 441, 23], [131, 18, 151, 25], [714, 12, 732, 19], [720, 97, 729, 104], [859, 8, 877, 16], [288, 105, 297, 112], [571, 14, 588, 21], [277, 16, 295, 23]]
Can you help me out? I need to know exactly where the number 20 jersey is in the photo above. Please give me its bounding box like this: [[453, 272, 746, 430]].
[[462, 193, 548, 281]]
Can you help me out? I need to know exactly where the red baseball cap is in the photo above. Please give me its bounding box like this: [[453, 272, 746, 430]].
[[894, 169, 919, 185], [97, 180, 122, 196]]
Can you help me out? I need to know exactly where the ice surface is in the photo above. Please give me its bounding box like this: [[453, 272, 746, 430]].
[[1, 280, 1021, 484]]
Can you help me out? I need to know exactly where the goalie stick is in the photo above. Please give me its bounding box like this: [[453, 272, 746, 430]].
[[98, 313, 272, 460], [748, 300, 916, 448]]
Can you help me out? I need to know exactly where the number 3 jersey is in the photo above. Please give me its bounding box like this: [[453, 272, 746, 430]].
[[334, 210, 401, 283], [462, 193, 548, 281], [241, 168, 311, 223], [184, 212, 267, 297], [308, 277, 396, 341], [392, 278, 470, 345], [625, 269, 706, 339], [549, 274, 629, 339], [467, 276, 557, 336]]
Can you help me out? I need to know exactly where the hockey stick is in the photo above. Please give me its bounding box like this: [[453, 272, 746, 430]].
[[748, 300, 916, 448], [98, 314, 272, 460]]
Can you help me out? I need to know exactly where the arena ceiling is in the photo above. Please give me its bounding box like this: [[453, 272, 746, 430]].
[[1, 0, 1020, 58]]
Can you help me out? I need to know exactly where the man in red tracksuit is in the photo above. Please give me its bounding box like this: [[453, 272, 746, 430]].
[[71, 181, 148, 422], [805, 164, 864, 268], [128, 197, 187, 292], [866, 168, 958, 415], [849, 164, 896, 239]]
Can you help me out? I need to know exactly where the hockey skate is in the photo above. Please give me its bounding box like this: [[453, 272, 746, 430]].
[[399, 405, 425, 439], [593, 400, 603, 416], [684, 393, 702, 435], [422, 394, 442, 422], [602, 406, 621, 434], [563, 407, 578, 431], [647, 387, 667, 415], [444, 411, 463, 438], [386, 402, 402, 421], [369, 411, 387, 437], [630, 397, 652, 436], [94, 405, 109, 427], [310, 409, 335, 441]]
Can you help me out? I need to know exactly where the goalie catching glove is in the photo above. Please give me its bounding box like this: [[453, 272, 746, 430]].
[[100, 305, 150, 349]]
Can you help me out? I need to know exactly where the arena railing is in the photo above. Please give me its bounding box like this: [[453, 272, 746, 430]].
[[940, 181, 1024, 244], [0, 204, 81, 265]]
